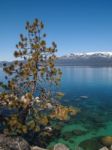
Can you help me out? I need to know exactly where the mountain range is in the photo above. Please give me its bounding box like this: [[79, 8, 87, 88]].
[[56, 52, 112, 66], [1, 52, 112, 67]]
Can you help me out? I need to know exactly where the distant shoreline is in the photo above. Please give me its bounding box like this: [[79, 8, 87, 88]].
[[55, 65, 112, 67]]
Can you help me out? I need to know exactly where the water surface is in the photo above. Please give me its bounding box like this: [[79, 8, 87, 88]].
[[49, 66, 112, 149], [1, 67, 112, 149]]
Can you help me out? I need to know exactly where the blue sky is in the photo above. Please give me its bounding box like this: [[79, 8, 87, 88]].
[[0, 0, 112, 60]]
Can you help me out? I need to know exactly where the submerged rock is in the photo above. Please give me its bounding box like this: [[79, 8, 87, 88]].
[[79, 137, 102, 150], [62, 129, 86, 141], [80, 96, 88, 99], [72, 129, 86, 136]]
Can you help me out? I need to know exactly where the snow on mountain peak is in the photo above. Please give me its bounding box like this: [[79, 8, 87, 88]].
[[63, 51, 112, 58]]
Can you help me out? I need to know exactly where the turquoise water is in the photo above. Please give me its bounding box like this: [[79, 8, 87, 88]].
[[48, 67, 112, 149], [1, 67, 112, 149]]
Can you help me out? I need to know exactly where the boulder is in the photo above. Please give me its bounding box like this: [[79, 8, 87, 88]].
[[0, 134, 31, 150], [101, 136, 112, 147], [53, 143, 69, 150], [99, 146, 109, 150], [31, 146, 47, 150]]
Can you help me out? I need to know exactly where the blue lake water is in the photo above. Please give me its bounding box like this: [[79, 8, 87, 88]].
[[49, 66, 112, 149], [60, 66, 112, 120], [1, 67, 112, 149]]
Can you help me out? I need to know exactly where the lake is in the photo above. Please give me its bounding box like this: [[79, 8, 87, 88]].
[[1, 66, 112, 149], [49, 66, 112, 149]]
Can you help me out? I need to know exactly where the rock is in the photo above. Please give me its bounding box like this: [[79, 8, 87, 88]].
[[35, 96, 39, 100], [99, 146, 109, 150], [31, 146, 47, 150], [44, 126, 52, 132], [53, 143, 69, 150], [62, 130, 86, 141], [46, 103, 53, 109], [75, 147, 84, 150], [101, 136, 112, 147], [35, 97, 40, 103], [0, 134, 31, 150], [62, 132, 73, 141], [80, 96, 88, 99], [72, 129, 86, 136], [79, 137, 102, 150]]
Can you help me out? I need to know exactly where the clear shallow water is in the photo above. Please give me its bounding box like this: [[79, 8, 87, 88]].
[[48, 67, 112, 149], [1, 67, 112, 149]]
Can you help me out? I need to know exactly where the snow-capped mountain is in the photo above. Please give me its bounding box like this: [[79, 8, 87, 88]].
[[61, 52, 112, 58], [1, 52, 112, 67], [56, 52, 112, 66]]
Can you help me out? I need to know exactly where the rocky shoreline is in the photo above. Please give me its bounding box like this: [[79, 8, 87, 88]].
[[0, 134, 69, 150], [1, 134, 112, 150]]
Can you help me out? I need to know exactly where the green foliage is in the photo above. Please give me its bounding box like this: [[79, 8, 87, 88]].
[[0, 19, 79, 139]]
